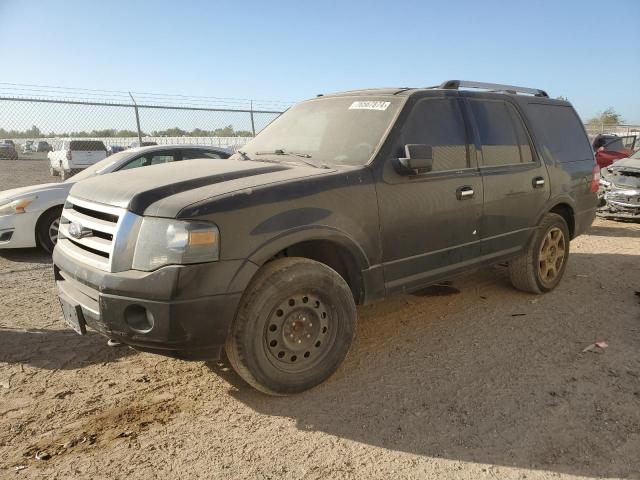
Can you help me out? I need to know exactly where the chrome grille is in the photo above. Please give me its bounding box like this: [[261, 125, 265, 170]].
[[57, 196, 141, 272]]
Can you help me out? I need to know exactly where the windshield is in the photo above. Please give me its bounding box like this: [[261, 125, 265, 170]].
[[238, 96, 403, 166], [65, 150, 131, 182]]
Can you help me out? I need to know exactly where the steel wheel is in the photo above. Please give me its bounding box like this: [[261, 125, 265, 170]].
[[49, 218, 60, 245], [264, 293, 335, 372], [538, 227, 566, 287]]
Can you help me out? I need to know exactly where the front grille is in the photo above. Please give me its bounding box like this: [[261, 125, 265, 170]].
[[57, 196, 126, 271]]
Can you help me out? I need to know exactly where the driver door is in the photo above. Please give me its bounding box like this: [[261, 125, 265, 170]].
[[375, 96, 483, 294]]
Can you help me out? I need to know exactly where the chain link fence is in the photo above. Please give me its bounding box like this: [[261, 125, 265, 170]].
[[583, 123, 640, 139], [0, 83, 289, 155]]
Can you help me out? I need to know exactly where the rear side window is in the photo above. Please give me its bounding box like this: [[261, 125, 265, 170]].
[[469, 99, 533, 166], [525, 104, 592, 163], [401, 98, 469, 171], [69, 140, 107, 151], [182, 149, 228, 160]]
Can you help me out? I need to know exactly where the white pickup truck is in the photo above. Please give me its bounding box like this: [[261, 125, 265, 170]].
[[48, 140, 108, 180]]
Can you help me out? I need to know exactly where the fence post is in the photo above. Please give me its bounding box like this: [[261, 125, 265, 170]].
[[250, 100, 256, 137], [129, 92, 143, 145]]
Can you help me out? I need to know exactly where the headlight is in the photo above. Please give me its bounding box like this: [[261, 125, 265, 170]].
[[132, 218, 220, 271], [0, 196, 36, 216]]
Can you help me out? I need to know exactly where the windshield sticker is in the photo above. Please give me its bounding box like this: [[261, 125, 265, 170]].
[[349, 101, 391, 111]]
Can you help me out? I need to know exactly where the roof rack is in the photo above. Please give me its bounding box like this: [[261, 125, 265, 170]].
[[439, 80, 549, 98]]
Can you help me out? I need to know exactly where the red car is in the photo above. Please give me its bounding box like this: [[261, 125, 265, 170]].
[[592, 134, 637, 168]]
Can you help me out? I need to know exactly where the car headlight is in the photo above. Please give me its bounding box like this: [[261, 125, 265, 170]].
[[598, 178, 611, 188], [132, 217, 220, 271], [0, 196, 36, 216]]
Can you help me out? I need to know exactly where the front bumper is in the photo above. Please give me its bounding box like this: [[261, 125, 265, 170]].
[[53, 246, 258, 360], [0, 212, 38, 248]]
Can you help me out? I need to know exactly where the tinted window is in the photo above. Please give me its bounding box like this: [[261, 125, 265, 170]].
[[401, 98, 469, 171], [469, 99, 533, 166], [181, 149, 228, 160], [119, 151, 178, 170], [525, 104, 592, 163], [69, 140, 106, 151]]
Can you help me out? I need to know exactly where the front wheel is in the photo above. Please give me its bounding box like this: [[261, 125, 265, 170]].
[[508, 213, 570, 294], [225, 257, 357, 395], [36, 207, 63, 253]]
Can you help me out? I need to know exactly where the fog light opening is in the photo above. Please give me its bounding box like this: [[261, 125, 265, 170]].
[[124, 304, 154, 333]]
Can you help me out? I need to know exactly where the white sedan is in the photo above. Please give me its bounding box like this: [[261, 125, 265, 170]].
[[0, 145, 230, 252]]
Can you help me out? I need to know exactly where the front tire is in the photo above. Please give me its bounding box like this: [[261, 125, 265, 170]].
[[508, 213, 570, 294], [225, 257, 357, 395], [36, 207, 63, 253]]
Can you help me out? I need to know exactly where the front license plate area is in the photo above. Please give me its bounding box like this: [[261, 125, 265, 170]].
[[59, 295, 87, 335]]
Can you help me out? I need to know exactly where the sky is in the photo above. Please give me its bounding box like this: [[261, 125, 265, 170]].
[[0, 0, 639, 123]]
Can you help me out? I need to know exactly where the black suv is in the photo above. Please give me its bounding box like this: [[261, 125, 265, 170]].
[[53, 81, 598, 395]]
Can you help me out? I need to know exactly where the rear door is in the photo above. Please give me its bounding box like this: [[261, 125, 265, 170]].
[[465, 96, 550, 257]]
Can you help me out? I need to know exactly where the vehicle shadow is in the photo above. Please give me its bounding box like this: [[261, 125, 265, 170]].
[[0, 328, 134, 369], [207, 252, 640, 479], [0, 248, 52, 265], [588, 223, 640, 238]]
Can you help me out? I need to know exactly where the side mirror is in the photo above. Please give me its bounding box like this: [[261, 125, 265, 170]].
[[398, 144, 433, 174]]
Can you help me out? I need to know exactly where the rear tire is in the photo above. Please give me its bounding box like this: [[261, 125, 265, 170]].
[[36, 206, 63, 253], [225, 257, 357, 395], [508, 213, 570, 294]]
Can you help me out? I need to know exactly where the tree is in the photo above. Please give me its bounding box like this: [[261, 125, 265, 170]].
[[587, 107, 623, 128]]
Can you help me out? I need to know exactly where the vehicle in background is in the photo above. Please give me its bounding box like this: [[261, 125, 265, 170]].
[[0, 142, 18, 160], [128, 141, 158, 149], [592, 134, 637, 168], [48, 140, 108, 180], [597, 152, 640, 220], [106, 145, 125, 156], [2, 140, 15, 147], [35, 140, 53, 153], [0, 145, 231, 253], [52, 80, 598, 395], [22, 140, 34, 153]]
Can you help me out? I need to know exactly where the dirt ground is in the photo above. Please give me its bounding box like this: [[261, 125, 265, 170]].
[[1, 158, 639, 479]]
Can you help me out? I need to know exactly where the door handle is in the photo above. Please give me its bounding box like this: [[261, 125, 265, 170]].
[[456, 186, 474, 200], [532, 176, 545, 188]]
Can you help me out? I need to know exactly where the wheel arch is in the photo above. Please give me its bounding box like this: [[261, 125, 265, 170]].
[[246, 227, 370, 304], [548, 202, 575, 238]]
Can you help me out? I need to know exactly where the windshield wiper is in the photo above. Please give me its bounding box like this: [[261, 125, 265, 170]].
[[255, 149, 329, 169]]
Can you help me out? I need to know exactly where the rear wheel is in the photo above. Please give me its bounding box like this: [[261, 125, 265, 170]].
[[508, 213, 570, 293], [36, 207, 63, 253], [225, 257, 357, 395]]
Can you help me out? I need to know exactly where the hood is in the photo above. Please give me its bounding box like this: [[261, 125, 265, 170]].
[[69, 158, 335, 217], [0, 182, 69, 203], [609, 157, 640, 170]]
